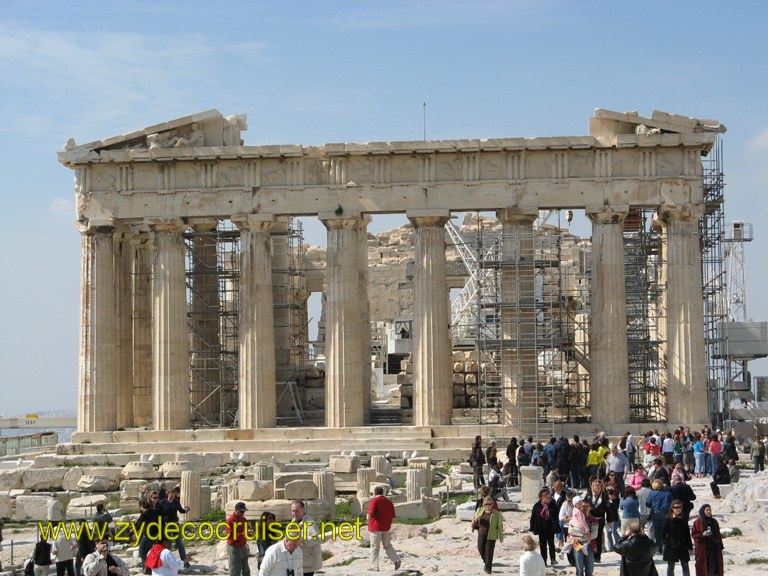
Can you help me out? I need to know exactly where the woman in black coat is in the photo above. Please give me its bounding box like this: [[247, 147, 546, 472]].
[[662, 499, 693, 576], [584, 478, 609, 562], [529, 488, 558, 566]]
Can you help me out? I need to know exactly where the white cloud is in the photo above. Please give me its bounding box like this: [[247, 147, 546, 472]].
[[747, 129, 768, 152]]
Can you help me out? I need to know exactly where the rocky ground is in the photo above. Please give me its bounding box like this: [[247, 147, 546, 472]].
[[3, 469, 768, 575]]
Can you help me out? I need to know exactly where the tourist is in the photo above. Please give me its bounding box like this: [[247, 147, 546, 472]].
[[258, 536, 303, 576], [662, 499, 693, 576], [488, 463, 510, 501], [135, 493, 161, 570], [691, 504, 724, 576], [693, 433, 706, 477], [519, 534, 546, 576], [256, 512, 279, 569], [565, 497, 594, 576], [604, 488, 621, 552], [583, 479, 608, 563], [472, 496, 504, 574], [636, 478, 652, 531], [529, 488, 558, 566], [751, 435, 765, 473], [619, 486, 641, 534], [159, 488, 189, 565], [486, 440, 498, 469], [290, 500, 322, 576], [645, 479, 673, 553], [648, 457, 670, 486], [550, 481, 567, 549], [225, 502, 250, 576], [92, 504, 113, 539], [505, 437, 519, 486], [709, 456, 730, 499], [585, 444, 601, 482], [606, 444, 628, 494], [628, 464, 647, 491], [670, 476, 696, 521], [727, 458, 740, 483], [33, 535, 53, 576], [614, 522, 658, 576], [557, 490, 575, 549], [82, 539, 128, 576], [568, 436, 586, 489], [474, 485, 499, 511], [145, 538, 185, 576], [470, 435, 486, 489], [52, 530, 78, 576], [708, 434, 722, 476], [367, 486, 401, 571]]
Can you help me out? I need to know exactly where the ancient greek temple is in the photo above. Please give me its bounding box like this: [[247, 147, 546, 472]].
[[59, 108, 725, 440]]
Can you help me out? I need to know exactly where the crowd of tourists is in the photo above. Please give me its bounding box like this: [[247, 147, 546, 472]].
[[470, 428, 735, 575]]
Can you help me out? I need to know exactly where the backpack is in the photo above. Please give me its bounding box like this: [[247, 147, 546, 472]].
[[25, 560, 35, 576], [145, 544, 164, 570]]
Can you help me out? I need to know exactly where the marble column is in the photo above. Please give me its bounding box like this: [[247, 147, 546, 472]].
[[114, 228, 134, 430], [271, 217, 292, 382], [180, 470, 201, 522], [234, 215, 277, 429], [78, 222, 118, 432], [586, 205, 630, 425], [496, 208, 539, 430], [357, 216, 372, 422], [188, 220, 221, 423], [320, 213, 364, 427], [356, 467, 377, 497], [659, 204, 708, 425], [131, 232, 153, 427], [407, 211, 452, 426], [150, 218, 190, 431]]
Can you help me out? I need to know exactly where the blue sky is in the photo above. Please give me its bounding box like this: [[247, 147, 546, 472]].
[[1, 0, 767, 414]]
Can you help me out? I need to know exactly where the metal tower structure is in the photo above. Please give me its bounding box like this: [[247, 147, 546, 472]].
[[724, 221, 753, 322]]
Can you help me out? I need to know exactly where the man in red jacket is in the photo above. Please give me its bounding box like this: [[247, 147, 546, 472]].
[[367, 486, 401, 571]]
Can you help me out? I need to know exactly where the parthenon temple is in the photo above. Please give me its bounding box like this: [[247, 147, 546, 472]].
[[58, 108, 727, 451]]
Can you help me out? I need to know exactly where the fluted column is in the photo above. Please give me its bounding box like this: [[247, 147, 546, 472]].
[[150, 218, 189, 431], [407, 211, 452, 426], [77, 222, 118, 432], [114, 228, 134, 429], [321, 213, 363, 427], [497, 208, 539, 430], [659, 204, 708, 425], [180, 470, 201, 522], [188, 220, 221, 423], [271, 217, 292, 382], [234, 215, 277, 429], [357, 216, 372, 422], [131, 232, 153, 427], [586, 205, 630, 425]]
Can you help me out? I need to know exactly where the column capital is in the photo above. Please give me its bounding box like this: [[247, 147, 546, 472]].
[[496, 207, 538, 225], [319, 212, 361, 231], [232, 213, 276, 232], [77, 218, 115, 235], [658, 203, 704, 223], [406, 209, 450, 228], [586, 205, 629, 225], [146, 217, 187, 233], [187, 217, 220, 233]]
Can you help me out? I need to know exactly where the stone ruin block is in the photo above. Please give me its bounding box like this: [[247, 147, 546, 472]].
[[273, 472, 314, 490], [159, 461, 191, 478], [121, 461, 154, 479], [0, 493, 11, 518], [237, 480, 273, 502], [63, 467, 84, 491], [22, 468, 66, 491], [15, 495, 57, 521], [120, 479, 148, 500], [0, 469, 23, 491], [77, 475, 114, 492], [283, 479, 318, 501], [67, 493, 110, 518], [394, 495, 441, 520], [329, 455, 359, 473], [174, 452, 226, 472]]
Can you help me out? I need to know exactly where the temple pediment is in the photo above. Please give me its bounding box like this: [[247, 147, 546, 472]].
[[58, 109, 247, 163], [590, 108, 726, 137]]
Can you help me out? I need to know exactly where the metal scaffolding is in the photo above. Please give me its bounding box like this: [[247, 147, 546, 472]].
[[700, 136, 728, 428], [184, 218, 307, 428]]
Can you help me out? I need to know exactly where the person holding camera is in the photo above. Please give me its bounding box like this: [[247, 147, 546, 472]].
[[82, 540, 128, 576], [258, 536, 303, 576], [691, 504, 724, 576]]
